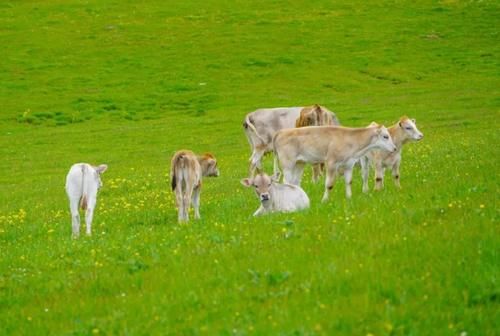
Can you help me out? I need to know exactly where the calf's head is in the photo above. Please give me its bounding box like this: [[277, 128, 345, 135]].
[[241, 172, 280, 204], [373, 125, 397, 153], [199, 153, 220, 177], [399, 116, 424, 141]]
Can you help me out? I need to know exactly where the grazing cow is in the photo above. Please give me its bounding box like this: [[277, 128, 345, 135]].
[[170, 150, 219, 222], [295, 104, 340, 182], [360, 117, 424, 192], [273, 125, 397, 202], [240, 172, 310, 216], [243, 106, 339, 176], [65, 163, 108, 237]]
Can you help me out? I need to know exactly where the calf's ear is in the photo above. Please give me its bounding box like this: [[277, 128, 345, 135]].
[[271, 171, 281, 182], [411, 118, 416, 124], [96, 164, 108, 173], [240, 178, 252, 187]]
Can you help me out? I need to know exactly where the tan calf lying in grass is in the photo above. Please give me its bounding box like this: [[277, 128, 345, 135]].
[[241, 172, 309, 216], [273, 125, 397, 202], [65, 163, 108, 237], [170, 150, 219, 222], [360, 116, 423, 192], [295, 104, 340, 183]]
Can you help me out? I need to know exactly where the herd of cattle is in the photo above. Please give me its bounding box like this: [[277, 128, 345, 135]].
[[65, 105, 423, 237]]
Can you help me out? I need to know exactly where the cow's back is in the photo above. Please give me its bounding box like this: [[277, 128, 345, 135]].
[[247, 107, 302, 144], [272, 183, 310, 211]]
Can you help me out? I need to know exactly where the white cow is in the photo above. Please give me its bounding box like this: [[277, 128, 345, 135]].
[[360, 116, 424, 192], [240, 172, 310, 216], [243, 106, 339, 176], [65, 163, 108, 237]]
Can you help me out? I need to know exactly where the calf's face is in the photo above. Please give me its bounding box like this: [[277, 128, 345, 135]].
[[400, 118, 424, 141], [200, 154, 220, 177], [241, 173, 280, 204], [374, 126, 397, 152]]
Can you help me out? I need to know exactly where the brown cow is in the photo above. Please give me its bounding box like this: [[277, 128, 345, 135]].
[[170, 150, 219, 222]]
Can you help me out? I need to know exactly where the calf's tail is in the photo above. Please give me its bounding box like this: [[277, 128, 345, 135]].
[[171, 154, 186, 191], [80, 164, 88, 210]]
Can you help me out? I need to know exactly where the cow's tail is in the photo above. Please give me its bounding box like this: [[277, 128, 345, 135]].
[[80, 164, 88, 210], [243, 115, 267, 145], [171, 154, 186, 191], [272, 132, 282, 176]]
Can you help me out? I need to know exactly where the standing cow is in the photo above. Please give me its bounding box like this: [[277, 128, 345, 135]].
[[295, 104, 340, 182], [170, 150, 219, 222], [360, 117, 424, 192], [243, 105, 339, 177], [65, 163, 108, 237], [273, 125, 397, 202]]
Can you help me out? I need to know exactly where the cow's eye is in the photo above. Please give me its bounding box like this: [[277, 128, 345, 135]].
[[253, 185, 258, 188], [405, 127, 412, 130], [268, 184, 272, 187], [383, 135, 389, 140]]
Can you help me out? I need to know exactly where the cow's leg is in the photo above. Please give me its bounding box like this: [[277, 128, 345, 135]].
[[249, 149, 264, 177], [273, 155, 280, 177], [360, 156, 370, 193], [183, 180, 195, 222], [84, 197, 96, 236], [291, 162, 306, 186], [192, 185, 201, 219], [69, 197, 80, 238], [374, 162, 384, 191], [281, 159, 295, 185], [344, 167, 354, 199], [322, 162, 337, 203], [311, 164, 322, 183], [253, 205, 266, 216], [392, 160, 401, 189], [175, 187, 185, 222]]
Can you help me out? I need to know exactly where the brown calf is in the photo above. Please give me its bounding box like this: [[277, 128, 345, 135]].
[[170, 150, 219, 222]]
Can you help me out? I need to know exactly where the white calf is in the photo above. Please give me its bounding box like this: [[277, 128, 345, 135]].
[[65, 163, 108, 237], [241, 172, 310, 216]]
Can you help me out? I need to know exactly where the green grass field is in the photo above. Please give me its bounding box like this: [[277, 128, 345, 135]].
[[1, 0, 498, 334]]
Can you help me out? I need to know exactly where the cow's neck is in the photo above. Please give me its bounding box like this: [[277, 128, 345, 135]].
[[389, 124, 408, 149], [351, 128, 378, 158]]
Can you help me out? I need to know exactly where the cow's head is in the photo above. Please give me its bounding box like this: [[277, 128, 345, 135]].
[[200, 153, 219, 177], [296, 105, 321, 127], [93, 164, 108, 188], [373, 125, 397, 153], [399, 116, 424, 141], [241, 172, 280, 204]]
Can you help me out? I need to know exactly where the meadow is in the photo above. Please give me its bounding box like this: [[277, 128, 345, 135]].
[[0, 0, 498, 335]]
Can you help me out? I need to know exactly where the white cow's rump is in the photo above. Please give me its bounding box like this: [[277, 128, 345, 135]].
[[65, 163, 108, 237], [360, 116, 424, 192], [273, 125, 397, 202], [170, 150, 219, 222], [241, 172, 310, 216]]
